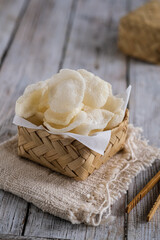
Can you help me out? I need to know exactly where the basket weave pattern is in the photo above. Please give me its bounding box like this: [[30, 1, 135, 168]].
[[18, 110, 129, 181]]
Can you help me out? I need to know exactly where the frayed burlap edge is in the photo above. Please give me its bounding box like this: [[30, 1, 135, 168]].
[[0, 125, 159, 226], [67, 125, 160, 226]]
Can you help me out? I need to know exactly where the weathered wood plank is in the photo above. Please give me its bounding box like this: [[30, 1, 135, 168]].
[[126, 1, 160, 239], [127, 60, 160, 240], [0, 0, 73, 128], [0, 0, 27, 143], [24, 206, 88, 240], [127, 161, 160, 240], [0, 0, 73, 236], [0, 0, 27, 64], [2, 0, 159, 239], [0, 0, 28, 236], [24, 203, 128, 240], [64, 0, 127, 93], [0, 191, 28, 235], [24, 0, 128, 239], [0, 234, 61, 240], [129, 61, 160, 146]]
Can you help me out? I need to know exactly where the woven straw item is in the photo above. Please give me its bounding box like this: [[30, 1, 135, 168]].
[[18, 109, 129, 181], [118, 0, 160, 64]]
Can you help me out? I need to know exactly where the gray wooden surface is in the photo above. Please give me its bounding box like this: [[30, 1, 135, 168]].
[[0, 0, 159, 239]]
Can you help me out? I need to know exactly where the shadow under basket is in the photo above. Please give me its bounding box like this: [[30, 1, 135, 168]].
[[18, 109, 129, 181]]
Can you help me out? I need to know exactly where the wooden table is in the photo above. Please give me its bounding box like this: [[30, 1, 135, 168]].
[[0, 0, 159, 239]]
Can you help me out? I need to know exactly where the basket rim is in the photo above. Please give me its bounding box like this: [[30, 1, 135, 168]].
[[18, 109, 129, 139], [18, 109, 129, 181]]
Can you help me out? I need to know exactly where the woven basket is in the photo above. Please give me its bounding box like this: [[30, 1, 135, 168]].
[[18, 109, 129, 181]]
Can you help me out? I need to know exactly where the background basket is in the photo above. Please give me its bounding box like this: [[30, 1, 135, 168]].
[[18, 109, 129, 181]]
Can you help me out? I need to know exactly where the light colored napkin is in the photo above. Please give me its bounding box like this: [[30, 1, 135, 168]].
[[0, 124, 159, 226]]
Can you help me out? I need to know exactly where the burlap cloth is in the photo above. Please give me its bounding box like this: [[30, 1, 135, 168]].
[[0, 125, 159, 226]]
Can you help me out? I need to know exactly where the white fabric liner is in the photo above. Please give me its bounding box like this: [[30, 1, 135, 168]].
[[13, 86, 131, 155]]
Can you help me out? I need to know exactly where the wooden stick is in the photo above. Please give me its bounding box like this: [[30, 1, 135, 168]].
[[147, 194, 160, 221], [126, 171, 160, 213]]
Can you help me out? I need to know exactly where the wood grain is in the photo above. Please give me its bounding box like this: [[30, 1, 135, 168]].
[[147, 194, 160, 222], [0, 0, 73, 236], [0, 0, 27, 64], [127, 59, 160, 239], [0, 0, 73, 128], [126, 1, 160, 239], [0, 0, 28, 236], [126, 171, 160, 214], [0, 234, 61, 240], [127, 161, 160, 240], [0, 0, 159, 239], [24, 0, 128, 239], [0, 192, 28, 235], [64, 0, 127, 93]]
